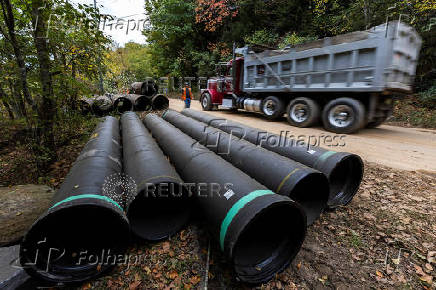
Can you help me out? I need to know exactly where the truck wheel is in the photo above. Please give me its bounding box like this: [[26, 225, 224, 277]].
[[322, 98, 366, 134], [201, 93, 213, 111], [262, 96, 285, 120], [286, 97, 320, 128]]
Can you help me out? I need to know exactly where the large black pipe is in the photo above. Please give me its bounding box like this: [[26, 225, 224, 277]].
[[151, 94, 169, 110], [113, 94, 133, 113], [92, 95, 113, 116], [127, 94, 152, 111], [121, 112, 190, 240], [130, 81, 158, 97], [163, 110, 328, 225], [20, 117, 130, 283], [181, 109, 364, 208], [144, 114, 306, 284], [79, 97, 94, 114]]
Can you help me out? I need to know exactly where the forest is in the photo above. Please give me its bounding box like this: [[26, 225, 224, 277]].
[[0, 0, 435, 172]]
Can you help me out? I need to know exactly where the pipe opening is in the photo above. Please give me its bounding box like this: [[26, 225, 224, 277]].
[[127, 183, 190, 241], [289, 173, 329, 225], [115, 98, 133, 113], [152, 95, 169, 111], [79, 101, 92, 114], [144, 84, 157, 97], [134, 96, 152, 111], [328, 155, 364, 207], [233, 203, 305, 283], [20, 204, 129, 283]]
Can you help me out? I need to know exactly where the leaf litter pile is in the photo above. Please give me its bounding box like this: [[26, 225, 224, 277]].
[[85, 161, 435, 289]]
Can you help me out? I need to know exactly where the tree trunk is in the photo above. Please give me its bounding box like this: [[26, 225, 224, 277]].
[[0, 0, 35, 110], [71, 57, 78, 110], [0, 86, 14, 119], [9, 79, 26, 118], [31, 0, 57, 168], [1, 100, 14, 119]]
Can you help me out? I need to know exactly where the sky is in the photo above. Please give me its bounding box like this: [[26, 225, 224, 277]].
[[72, 0, 147, 46]]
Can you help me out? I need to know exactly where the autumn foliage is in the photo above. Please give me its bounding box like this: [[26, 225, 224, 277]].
[[195, 0, 239, 32]]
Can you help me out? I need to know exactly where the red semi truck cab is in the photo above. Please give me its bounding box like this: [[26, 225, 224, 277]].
[[201, 58, 244, 109]]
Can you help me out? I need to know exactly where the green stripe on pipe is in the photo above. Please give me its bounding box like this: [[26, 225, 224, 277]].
[[317, 151, 337, 164], [219, 190, 274, 251], [162, 110, 170, 119], [50, 194, 123, 211]]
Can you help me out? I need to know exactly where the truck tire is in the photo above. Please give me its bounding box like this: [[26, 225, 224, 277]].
[[322, 98, 366, 134], [261, 96, 285, 120], [201, 93, 213, 111], [286, 97, 320, 128]]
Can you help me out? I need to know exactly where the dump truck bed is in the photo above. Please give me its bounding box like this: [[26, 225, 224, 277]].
[[238, 21, 422, 94]]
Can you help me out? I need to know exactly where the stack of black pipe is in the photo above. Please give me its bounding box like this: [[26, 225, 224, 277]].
[[130, 81, 169, 111], [20, 109, 364, 286]]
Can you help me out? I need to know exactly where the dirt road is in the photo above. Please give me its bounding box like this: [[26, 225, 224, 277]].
[[170, 99, 436, 173]]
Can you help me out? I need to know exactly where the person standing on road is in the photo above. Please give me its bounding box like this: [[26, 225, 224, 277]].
[[181, 82, 193, 108]]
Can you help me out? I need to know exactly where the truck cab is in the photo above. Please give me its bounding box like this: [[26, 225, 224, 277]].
[[200, 58, 244, 110]]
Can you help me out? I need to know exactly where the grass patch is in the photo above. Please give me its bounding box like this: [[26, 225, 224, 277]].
[[348, 230, 363, 248]]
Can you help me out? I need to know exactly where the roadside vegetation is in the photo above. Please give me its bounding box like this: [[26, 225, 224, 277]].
[[391, 82, 436, 128]]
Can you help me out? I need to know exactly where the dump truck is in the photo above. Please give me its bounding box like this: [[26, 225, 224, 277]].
[[199, 21, 422, 133]]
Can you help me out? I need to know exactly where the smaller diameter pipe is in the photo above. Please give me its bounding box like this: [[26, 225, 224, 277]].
[[130, 81, 158, 97], [92, 95, 113, 115], [113, 94, 133, 113], [128, 94, 152, 111], [151, 94, 169, 110], [79, 97, 94, 114]]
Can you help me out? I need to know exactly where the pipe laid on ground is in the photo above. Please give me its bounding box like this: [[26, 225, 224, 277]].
[[127, 94, 152, 111], [121, 112, 190, 240], [92, 95, 113, 115], [163, 110, 328, 225], [113, 94, 133, 113], [130, 81, 158, 97], [151, 94, 169, 110], [181, 109, 364, 208], [20, 117, 130, 283], [144, 114, 306, 284], [79, 97, 94, 114]]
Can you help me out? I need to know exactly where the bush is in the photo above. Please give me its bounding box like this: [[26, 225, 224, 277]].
[[391, 96, 436, 128], [244, 29, 279, 47], [278, 33, 317, 49], [417, 85, 436, 109]]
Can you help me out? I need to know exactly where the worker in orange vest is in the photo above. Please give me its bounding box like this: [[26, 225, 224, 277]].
[[181, 82, 193, 108]]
